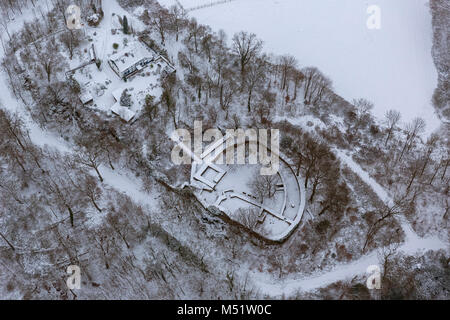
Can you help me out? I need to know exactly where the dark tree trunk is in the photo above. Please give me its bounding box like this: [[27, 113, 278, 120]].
[[247, 88, 252, 112], [68, 206, 74, 227]]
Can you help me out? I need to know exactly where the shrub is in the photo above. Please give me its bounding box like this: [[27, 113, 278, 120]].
[[315, 219, 331, 234], [113, 43, 119, 50], [120, 89, 132, 107]]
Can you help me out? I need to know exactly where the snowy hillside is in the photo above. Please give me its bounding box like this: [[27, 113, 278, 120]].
[[0, 0, 448, 302]]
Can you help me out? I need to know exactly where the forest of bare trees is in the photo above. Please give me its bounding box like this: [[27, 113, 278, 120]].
[[0, 0, 447, 301]]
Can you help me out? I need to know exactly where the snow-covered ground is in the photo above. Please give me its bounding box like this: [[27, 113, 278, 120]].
[[160, 0, 441, 135], [335, 149, 447, 249], [191, 142, 305, 241], [251, 149, 448, 298], [0, 0, 447, 298]]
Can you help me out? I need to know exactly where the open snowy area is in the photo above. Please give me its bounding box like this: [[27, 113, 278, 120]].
[[159, 0, 441, 134]]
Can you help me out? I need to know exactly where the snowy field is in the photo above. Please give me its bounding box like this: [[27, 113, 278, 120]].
[[159, 0, 441, 135]]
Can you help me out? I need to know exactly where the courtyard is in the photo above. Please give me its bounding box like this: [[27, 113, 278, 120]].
[[190, 135, 305, 241]]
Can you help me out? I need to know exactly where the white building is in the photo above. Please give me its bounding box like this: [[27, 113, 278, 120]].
[[110, 88, 136, 122]]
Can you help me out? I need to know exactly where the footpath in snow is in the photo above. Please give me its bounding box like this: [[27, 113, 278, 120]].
[[336, 149, 447, 252]]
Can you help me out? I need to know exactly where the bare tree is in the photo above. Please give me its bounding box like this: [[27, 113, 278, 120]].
[[0, 11, 12, 40], [405, 156, 423, 194], [219, 70, 237, 119], [59, 29, 82, 60], [270, 254, 286, 279], [397, 117, 426, 163], [186, 18, 205, 53], [244, 56, 267, 112], [254, 89, 276, 124], [79, 174, 103, 213], [419, 133, 439, 177], [363, 196, 407, 253], [106, 211, 131, 249], [74, 143, 105, 183], [0, 109, 43, 174], [0, 231, 16, 251], [200, 31, 213, 62], [207, 29, 229, 91], [351, 98, 374, 134], [91, 229, 114, 269], [168, 5, 186, 42], [309, 154, 340, 203], [292, 69, 304, 101], [312, 73, 332, 105], [441, 157, 449, 181], [146, 7, 170, 45], [318, 181, 350, 219], [42, 153, 86, 228], [52, 0, 69, 26], [302, 67, 332, 105], [33, 41, 66, 82], [302, 66, 319, 103], [232, 31, 263, 76], [248, 174, 278, 201], [278, 55, 297, 91], [300, 136, 331, 188], [235, 207, 260, 229], [143, 94, 158, 123], [377, 235, 400, 285]]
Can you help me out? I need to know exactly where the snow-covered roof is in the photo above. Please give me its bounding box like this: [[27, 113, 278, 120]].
[[89, 44, 96, 61], [112, 87, 124, 101], [109, 42, 154, 74], [80, 91, 93, 104], [111, 102, 136, 122]]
